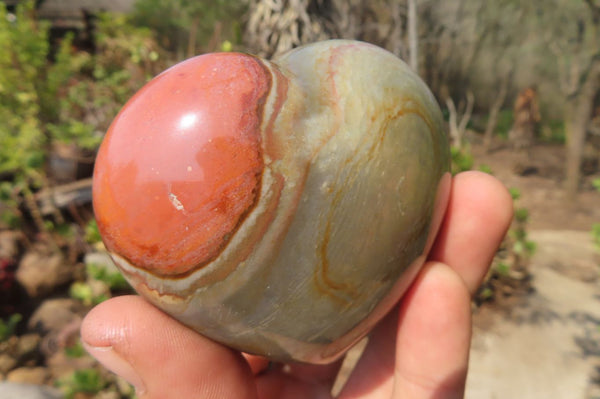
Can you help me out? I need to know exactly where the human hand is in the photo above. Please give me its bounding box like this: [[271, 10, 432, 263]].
[[81, 171, 513, 399]]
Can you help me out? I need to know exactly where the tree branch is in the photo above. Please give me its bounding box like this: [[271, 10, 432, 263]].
[[567, 51, 600, 100], [458, 91, 475, 134], [445, 92, 474, 150]]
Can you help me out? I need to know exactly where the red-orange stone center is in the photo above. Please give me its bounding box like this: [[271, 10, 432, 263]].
[[92, 53, 270, 277]]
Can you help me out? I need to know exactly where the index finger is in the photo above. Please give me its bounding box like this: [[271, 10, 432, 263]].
[[429, 171, 513, 294]]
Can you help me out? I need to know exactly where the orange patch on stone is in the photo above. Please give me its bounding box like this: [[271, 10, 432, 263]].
[[93, 53, 271, 276]]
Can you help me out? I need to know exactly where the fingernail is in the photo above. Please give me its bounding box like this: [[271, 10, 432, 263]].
[[83, 343, 146, 394]]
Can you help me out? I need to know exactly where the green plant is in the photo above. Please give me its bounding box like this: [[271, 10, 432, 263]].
[[0, 2, 168, 240], [514, 207, 529, 223], [478, 164, 493, 174], [0, 1, 51, 232], [492, 109, 514, 139], [509, 203, 537, 261], [0, 2, 88, 235], [64, 340, 86, 358], [0, 0, 166, 159], [511, 231, 537, 257], [593, 178, 600, 192], [478, 286, 493, 300], [592, 223, 600, 250], [0, 313, 22, 341], [450, 146, 474, 174], [48, 13, 167, 151], [130, 0, 246, 56], [84, 219, 102, 244], [69, 281, 107, 306], [509, 187, 521, 201], [476, 186, 535, 304], [540, 119, 566, 144], [0, 182, 22, 228], [0, 2, 48, 177], [70, 260, 131, 305], [86, 263, 129, 291], [495, 262, 511, 276], [0, 2, 93, 168], [53, 222, 75, 239], [57, 368, 107, 399]]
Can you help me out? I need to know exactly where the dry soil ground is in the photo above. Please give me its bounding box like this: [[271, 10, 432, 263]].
[[465, 139, 600, 398]]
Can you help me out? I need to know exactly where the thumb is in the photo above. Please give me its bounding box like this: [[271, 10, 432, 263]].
[[81, 295, 258, 399]]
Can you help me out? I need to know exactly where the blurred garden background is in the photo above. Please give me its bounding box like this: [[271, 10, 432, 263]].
[[0, 0, 599, 398]]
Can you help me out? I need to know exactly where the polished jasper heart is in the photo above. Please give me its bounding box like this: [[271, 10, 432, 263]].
[[92, 40, 451, 364]]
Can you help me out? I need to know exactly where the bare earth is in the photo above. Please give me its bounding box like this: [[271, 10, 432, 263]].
[[467, 229, 600, 399]]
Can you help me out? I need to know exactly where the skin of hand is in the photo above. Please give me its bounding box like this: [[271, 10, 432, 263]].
[[81, 171, 513, 399]]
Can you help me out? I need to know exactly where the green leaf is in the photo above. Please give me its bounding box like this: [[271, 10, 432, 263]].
[[591, 223, 600, 249], [514, 208, 529, 223], [85, 219, 102, 244], [64, 340, 86, 358], [495, 262, 510, 276], [69, 282, 94, 306], [0, 314, 22, 341], [592, 178, 600, 193], [86, 263, 130, 291], [478, 164, 493, 174]]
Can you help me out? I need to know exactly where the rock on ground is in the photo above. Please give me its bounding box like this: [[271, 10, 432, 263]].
[[27, 299, 82, 336], [0, 382, 62, 399], [6, 367, 49, 385], [0, 231, 20, 260], [16, 248, 73, 298]]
